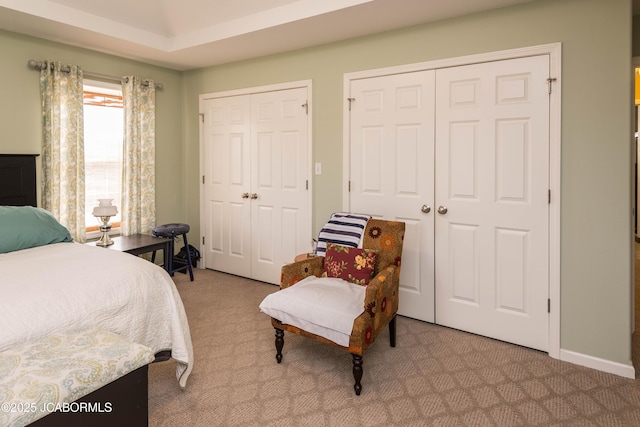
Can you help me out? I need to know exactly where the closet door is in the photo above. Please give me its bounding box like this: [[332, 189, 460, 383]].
[[347, 55, 550, 351], [434, 55, 550, 351], [250, 88, 310, 283], [349, 70, 436, 322], [201, 87, 311, 285], [202, 95, 252, 276]]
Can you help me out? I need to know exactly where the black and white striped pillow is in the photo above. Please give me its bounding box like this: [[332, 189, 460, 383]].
[[315, 212, 371, 256]]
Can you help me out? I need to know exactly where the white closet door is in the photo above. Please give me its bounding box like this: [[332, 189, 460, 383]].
[[349, 70, 436, 322], [434, 55, 550, 351], [250, 88, 310, 284], [202, 95, 252, 276], [201, 87, 310, 285]]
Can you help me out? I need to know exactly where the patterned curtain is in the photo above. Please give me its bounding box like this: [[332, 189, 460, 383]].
[[40, 61, 85, 242], [121, 76, 156, 236]]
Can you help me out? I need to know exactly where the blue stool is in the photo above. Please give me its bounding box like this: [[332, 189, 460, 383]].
[[151, 223, 194, 281]]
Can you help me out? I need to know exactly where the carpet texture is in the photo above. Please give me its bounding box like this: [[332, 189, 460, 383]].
[[149, 269, 640, 426]]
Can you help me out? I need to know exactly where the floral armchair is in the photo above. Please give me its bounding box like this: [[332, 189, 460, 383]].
[[265, 218, 405, 395]]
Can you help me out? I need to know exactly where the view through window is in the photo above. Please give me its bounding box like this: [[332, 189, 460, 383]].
[[84, 81, 123, 232]]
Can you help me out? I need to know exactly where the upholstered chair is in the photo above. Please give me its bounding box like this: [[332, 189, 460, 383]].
[[262, 218, 405, 395]]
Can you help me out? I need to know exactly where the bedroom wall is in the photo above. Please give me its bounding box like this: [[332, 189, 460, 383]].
[[0, 29, 186, 226], [0, 0, 633, 375], [182, 0, 634, 369]]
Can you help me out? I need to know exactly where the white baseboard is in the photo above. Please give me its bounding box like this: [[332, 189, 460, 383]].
[[559, 349, 636, 379]]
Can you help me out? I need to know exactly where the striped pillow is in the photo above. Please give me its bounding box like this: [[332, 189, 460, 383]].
[[316, 212, 371, 256]]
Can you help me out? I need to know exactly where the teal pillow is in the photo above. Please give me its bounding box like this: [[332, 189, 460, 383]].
[[0, 206, 73, 253]]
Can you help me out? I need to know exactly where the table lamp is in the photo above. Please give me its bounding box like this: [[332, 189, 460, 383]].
[[92, 199, 118, 246]]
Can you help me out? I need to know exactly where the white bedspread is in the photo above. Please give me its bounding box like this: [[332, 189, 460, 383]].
[[0, 242, 194, 388]]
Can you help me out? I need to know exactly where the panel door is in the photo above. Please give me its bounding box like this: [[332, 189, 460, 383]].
[[349, 70, 436, 322], [434, 55, 550, 351], [250, 88, 310, 283], [201, 95, 252, 276]]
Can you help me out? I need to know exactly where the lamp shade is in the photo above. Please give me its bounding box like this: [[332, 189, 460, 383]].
[[92, 199, 118, 217]]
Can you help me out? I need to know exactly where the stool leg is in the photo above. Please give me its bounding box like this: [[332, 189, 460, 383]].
[[182, 233, 194, 281], [168, 238, 175, 276], [151, 251, 156, 263]]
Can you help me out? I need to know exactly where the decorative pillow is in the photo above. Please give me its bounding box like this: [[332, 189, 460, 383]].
[[322, 243, 377, 286], [315, 212, 371, 256], [0, 206, 73, 253]]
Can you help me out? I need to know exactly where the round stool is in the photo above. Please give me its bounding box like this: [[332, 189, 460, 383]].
[[151, 223, 194, 281]]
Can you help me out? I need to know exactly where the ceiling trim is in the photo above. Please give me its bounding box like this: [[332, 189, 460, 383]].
[[0, 0, 540, 70]]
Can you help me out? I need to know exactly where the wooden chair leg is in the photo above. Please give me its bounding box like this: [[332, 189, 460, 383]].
[[275, 328, 284, 363], [352, 354, 363, 395], [389, 315, 397, 348]]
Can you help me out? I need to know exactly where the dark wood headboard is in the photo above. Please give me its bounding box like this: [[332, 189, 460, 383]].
[[0, 154, 39, 207]]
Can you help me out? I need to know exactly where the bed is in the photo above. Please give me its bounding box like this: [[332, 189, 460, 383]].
[[0, 239, 194, 387], [0, 154, 193, 424]]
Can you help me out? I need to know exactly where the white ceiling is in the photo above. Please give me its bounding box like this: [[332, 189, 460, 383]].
[[0, 0, 543, 71]]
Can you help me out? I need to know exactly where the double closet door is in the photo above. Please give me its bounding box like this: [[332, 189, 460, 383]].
[[201, 87, 310, 285], [348, 55, 550, 351]]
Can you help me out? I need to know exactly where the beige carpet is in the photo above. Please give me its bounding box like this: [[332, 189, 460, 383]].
[[149, 269, 640, 426]]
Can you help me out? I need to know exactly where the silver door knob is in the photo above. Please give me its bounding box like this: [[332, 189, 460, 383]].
[[421, 205, 431, 213], [437, 206, 448, 215], [241, 192, 249, 199], [250, 193, 258, 199]]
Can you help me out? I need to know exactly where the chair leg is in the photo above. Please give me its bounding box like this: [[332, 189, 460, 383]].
[[275, 328, 284, 363], [389, 315, 397, 348], [352, 354, 363, 395]]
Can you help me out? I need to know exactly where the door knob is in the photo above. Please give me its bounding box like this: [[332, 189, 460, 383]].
[[241, 192, 249, 199], [250, 193, 258, 199], [437, 206, 448, 215], [421, 205, 431, 213]]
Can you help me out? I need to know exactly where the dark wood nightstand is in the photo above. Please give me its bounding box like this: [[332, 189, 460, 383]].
[[87, 234, 172, 274]]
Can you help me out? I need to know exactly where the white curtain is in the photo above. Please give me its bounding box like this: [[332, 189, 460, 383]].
[[121, 76, 156, 236], [39, 61, 85, 242]]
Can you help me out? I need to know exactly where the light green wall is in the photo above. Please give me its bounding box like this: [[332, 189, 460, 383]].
[[183, 0, 634, 366], [0, 0, 634, 369], [0, 29, 185, 226]]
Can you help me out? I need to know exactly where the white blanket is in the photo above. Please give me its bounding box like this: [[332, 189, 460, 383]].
[[259, 276, 366, 347], [0, 242, 194, 388]]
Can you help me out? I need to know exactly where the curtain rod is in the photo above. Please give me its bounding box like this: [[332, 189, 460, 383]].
[[27, 60, 164, 90]]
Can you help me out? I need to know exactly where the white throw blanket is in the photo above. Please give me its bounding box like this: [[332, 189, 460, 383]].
[[259, 276, 366, 347]]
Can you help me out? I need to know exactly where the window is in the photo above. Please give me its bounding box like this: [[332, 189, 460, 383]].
[[83, 81, 123, 235]]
